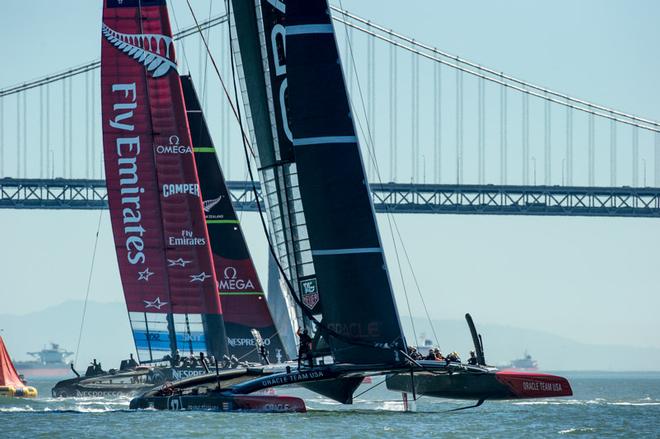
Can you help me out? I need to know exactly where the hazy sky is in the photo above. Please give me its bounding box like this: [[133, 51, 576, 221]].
[[0, 1, 659, 352]]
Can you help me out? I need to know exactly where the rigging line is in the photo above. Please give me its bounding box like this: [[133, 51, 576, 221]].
[[184, 0, 255, 157], [168, 0, 192, 75], [330, 16, 660, 134], [197, 8, 203, 85], [226, 2, 400, 355], [337, 3, 437, 348], [352, 376, 387, 399], [237, 167, 249, 223], [337, 1, 417, 343], [391, 220, 440, 347], [201, 0, 214, 111], [220, 24, 231, 178], [337, 1, 375, 149], [341, 66, 442, 340], [74, 209, 104, 368], [330, 6, 659, 130], [391, 227, 419, 346], [0, 15, 229, 97], [234, 329, 282, 362]]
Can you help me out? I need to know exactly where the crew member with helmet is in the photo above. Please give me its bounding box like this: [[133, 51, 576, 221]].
[[296, 327, 313, 369]]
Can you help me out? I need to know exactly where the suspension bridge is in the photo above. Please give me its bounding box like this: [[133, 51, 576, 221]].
[[1, 7, 659, 217]]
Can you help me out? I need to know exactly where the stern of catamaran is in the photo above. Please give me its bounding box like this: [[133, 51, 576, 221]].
[[385, 364, 572, 401]]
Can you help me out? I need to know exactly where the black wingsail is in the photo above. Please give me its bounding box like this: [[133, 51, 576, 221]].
[[231, 0, 406, 365], [230, 0, 316, 342], [181, 75, 289, 364]]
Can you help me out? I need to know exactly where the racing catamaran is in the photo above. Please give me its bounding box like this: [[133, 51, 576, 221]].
[[130, 0, 572, 412]]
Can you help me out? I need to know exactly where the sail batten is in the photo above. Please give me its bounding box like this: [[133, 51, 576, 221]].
[[312, 248, 383, 256], [293, 136, 358, 146], [286, 24, 334, 35]]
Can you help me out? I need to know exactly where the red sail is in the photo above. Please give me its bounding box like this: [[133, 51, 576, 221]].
[[0, 337, 24, 388], [101, 0, 226, 361]]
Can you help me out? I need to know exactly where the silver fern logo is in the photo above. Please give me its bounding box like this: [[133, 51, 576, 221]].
[[203, 195, 223, 213], [102, 23, 177, 78]]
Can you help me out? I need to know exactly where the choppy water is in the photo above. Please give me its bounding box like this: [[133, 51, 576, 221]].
[[1, 372, 658, 438]]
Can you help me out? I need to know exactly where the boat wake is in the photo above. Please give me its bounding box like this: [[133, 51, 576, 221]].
[[0, 405, 130, 414], [0, 394, 132, 413], [513, 398, 660, 406], [558, 427, 596, 435]]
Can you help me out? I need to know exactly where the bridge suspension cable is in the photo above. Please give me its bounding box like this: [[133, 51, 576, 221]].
[[330, 7, 660, 133], [0, 13, 229, 98], [4, 6, 658, 134]]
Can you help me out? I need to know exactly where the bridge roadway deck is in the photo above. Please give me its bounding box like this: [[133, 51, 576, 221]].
[[1, 178, 659, 218]]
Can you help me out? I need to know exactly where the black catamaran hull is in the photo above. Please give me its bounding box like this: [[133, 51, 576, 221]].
[[385, 368, 573, 400], [52, 381, 152, 398], [129, 366, 306, 412], [131, 363, 399, 411], [130, 393, 306, 413], [52, 366, 209, 398]]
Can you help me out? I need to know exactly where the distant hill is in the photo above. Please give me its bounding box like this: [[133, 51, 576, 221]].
[[1, 301, 658, 371]]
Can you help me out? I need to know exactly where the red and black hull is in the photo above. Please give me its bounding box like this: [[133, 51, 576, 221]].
[[129, 393, 306, 412], [129, 365, 306, 413], [386, 368, 572, 400]]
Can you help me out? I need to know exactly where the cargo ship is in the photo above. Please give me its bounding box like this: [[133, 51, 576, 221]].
[[500, 351, 539, 371], [14, 343, 73, 379]]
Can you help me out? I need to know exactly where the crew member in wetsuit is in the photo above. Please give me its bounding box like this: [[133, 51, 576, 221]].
[[407, 346, 423, 360], [92, 359, 104, 375], [467, 351, 478, 365], [85, 359, 100, 376], [199, 352, 208, 369], [446, 351, 461, 363], [127, 353, 138, 368], [297, 328, 313, 369], [425, 349, 438, 361], [85, 360, 95, 377]]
